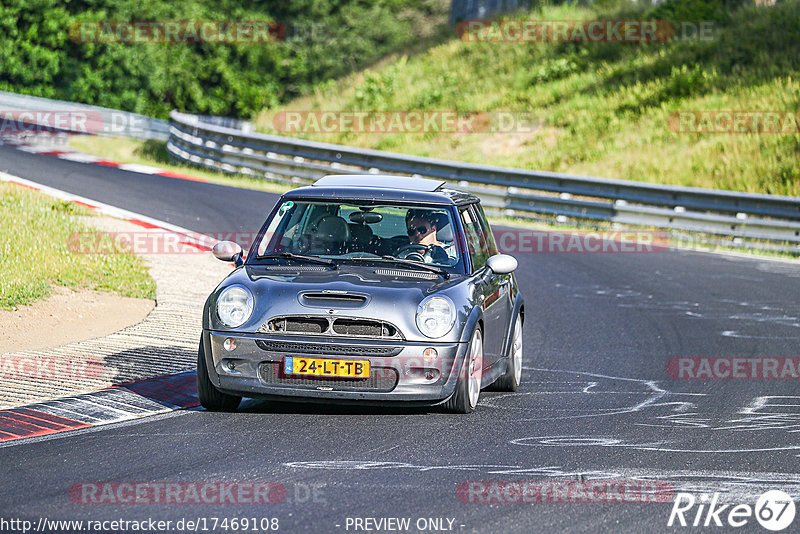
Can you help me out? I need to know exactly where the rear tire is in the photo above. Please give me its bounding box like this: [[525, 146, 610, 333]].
[[444, 328, 483, 414], [491, 313, 523, 392], [197, 338, 241, 412]]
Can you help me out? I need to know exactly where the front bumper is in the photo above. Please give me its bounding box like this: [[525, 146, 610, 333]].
[[202, 330, 469, 405]]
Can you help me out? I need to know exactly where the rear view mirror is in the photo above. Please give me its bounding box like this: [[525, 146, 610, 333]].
[[349, 211, 383, 224]]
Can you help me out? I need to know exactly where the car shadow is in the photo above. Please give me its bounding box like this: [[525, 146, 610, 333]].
[[102, 347, 454, 416], [237, 397, 440, 416]]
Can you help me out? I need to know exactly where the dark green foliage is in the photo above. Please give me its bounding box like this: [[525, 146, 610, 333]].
[[0, 0, 448, 118]]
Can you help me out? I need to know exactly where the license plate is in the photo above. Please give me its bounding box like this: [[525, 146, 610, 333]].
[[284, 357, 370, 378]]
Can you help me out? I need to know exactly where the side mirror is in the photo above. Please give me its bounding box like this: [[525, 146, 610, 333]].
[[485, 254, 518, 275], [213, 241, 244, 266]]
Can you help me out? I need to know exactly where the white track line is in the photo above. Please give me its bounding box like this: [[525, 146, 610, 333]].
[[0, 171, 218, 249]]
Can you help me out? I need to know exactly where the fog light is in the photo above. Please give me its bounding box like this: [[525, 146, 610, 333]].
[[426, 371, 435, 380], [423, 348, 437, 361], [226, 360, 236, 371], [223, 338, 237, 352]]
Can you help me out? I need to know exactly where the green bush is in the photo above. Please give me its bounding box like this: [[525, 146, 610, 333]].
[[0, 0, 449, 118], [352, 57, 406, 111]]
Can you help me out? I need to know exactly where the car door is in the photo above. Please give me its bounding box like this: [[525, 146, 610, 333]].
[[460, 204, 503, 367], [474, 202, 513, 329]]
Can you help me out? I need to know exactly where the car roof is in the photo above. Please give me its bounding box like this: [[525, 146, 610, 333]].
[[313, 174, 445, 191], [284, 175, 479, 205]]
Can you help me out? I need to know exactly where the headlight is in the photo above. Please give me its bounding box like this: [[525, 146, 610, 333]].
[[216, 285, 254, 328], [416, 296, 456, 338]]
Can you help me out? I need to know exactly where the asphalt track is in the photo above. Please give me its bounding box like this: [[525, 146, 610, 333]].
[[2, 143, 800, 533]]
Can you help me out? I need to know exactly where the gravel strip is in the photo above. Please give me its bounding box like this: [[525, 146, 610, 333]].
[[0, 215, 232, 408]]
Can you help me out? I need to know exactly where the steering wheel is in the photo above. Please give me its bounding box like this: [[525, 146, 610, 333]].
[[395, 244, 429, 262]]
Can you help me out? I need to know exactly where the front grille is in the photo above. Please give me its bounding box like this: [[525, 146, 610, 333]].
[[255, 339, 401, 356], [258, 362, 399, 392], [332, 318, 396, 337], [284, 317, 328, 334], [260, 315, 403, 340]]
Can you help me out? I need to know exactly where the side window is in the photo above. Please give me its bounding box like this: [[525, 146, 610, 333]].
[[460, 205, 490, 271], [473, 203, 498, 256], [258, 201, 305, 255]]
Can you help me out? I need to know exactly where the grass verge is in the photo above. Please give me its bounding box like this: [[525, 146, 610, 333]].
[[0, 182, 156, 310], [254, 0, 800, 196]]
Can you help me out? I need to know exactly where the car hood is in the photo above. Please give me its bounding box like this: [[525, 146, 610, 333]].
[[206, 265, 472, 342]]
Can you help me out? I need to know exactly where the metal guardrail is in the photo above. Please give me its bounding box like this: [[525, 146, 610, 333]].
[[167, 111, 800, 249], [0, 91, 169, 141], [4, 90, 794, 250]]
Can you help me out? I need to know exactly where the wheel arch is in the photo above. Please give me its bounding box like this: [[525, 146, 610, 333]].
[[502, 295, 525, 359], [459, 305, 484, 344]]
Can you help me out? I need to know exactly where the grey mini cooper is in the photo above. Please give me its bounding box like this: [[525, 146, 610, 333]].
[[198, 175, 524, 413]]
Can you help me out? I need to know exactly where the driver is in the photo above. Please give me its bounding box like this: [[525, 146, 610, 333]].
[[400, 209, 450, 264]]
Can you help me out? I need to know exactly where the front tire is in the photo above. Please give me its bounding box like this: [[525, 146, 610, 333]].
[[444, 327, 483, 414], [197, 338, 241, 412], [491, 313, 523, 392]]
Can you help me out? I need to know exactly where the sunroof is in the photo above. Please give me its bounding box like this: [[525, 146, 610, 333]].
[[313, 175, 446, 192]]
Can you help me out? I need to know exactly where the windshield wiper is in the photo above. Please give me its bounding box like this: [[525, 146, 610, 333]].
[[260, 252, 337, 268], [345, 256, 449, 279]]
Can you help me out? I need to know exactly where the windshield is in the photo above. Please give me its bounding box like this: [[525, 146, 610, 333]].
[[251, 200, 466, 273]]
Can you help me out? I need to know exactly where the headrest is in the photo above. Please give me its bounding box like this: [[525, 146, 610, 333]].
[[314, 215, 350, 243]]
